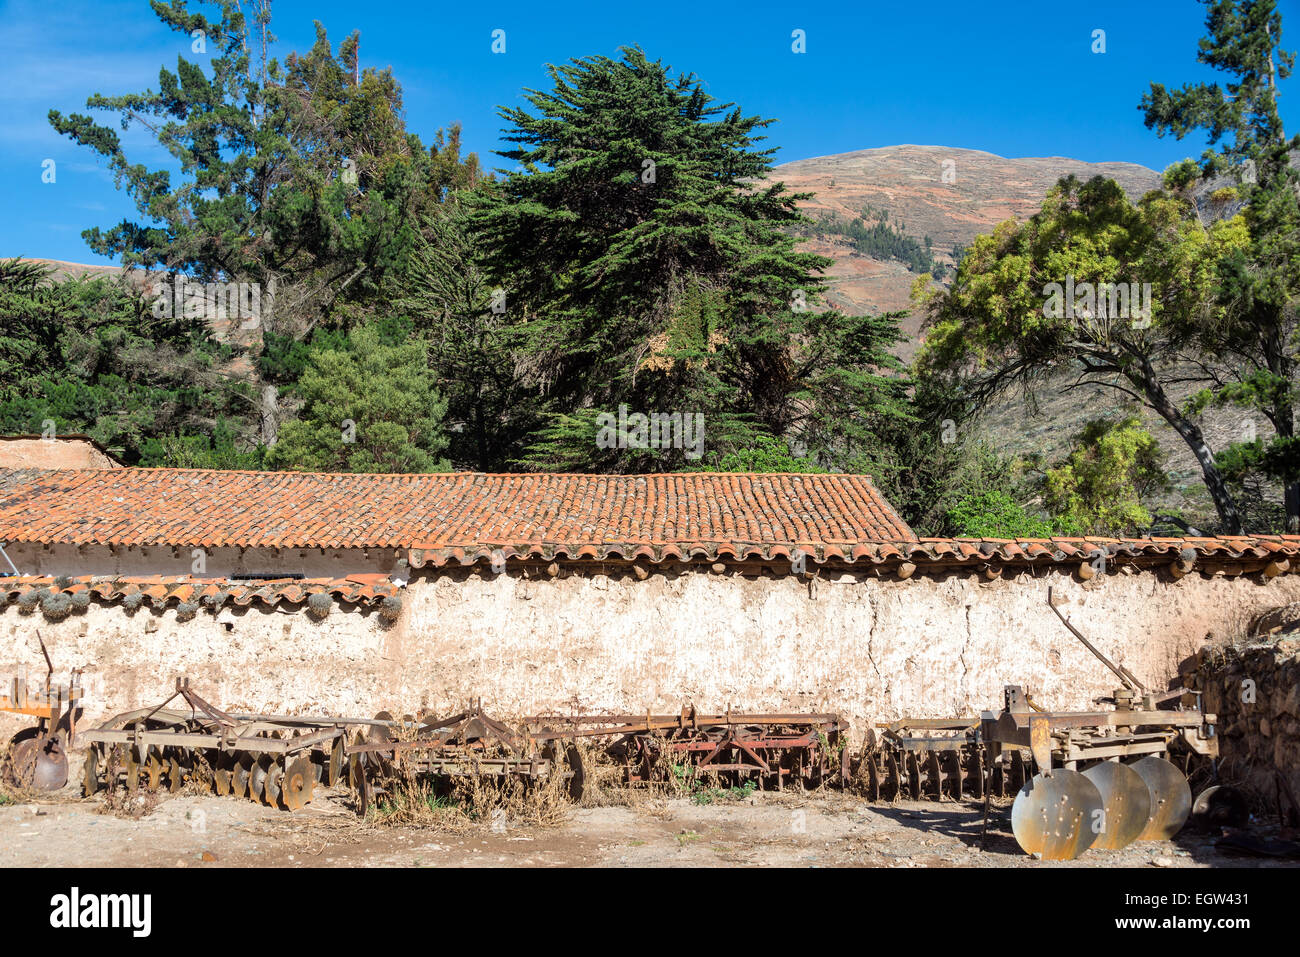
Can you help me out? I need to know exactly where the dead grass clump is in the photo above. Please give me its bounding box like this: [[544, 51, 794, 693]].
[[364, 716, 572, 831]]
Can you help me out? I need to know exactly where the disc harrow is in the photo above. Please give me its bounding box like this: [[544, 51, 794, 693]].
[[81, 679, 351, 810], [855, 719, 1030, 801], [524, 706, 849, 791], [345, 700, 585, 814]]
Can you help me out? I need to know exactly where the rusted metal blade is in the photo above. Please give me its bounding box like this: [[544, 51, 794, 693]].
[[145, 746, 164, 791], [1011, 769, 1103, 860], [282, 757, 314, 811], [82, 745, 101, 796], [326, 735, 344, 787], [213, 753, 234, 797], [249, 756, 270, 804], [231, 757, 251, 799], [1082, 760, 1150, 850], [167, 754, 186, 793], [264, 763, 284, 808], [1131, 755, 1192, 841]]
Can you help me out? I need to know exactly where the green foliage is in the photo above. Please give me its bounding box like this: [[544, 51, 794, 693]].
[[691, 779, 757, 805], [696, 433, 824, 473], [812, 207, 941, 274], [1140, 0, 1300, 530], [141, 420, 263, 470], [265, 322, 450, 473], [46, 0, 480, 463], [1041, 415, 1170, 535], [48, 1, 480, 329], [398, 197, 532, 470], [0, 259, 251, 465], [917, 172, 1249, 532], [945, 490, 1054, 539], [467, 48, 911, 472]]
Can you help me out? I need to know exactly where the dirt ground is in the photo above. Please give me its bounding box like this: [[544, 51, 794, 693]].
[[1, 787, 1295, 868]]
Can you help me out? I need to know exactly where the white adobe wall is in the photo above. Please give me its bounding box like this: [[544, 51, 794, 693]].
[[4, 562, 1300, 739]]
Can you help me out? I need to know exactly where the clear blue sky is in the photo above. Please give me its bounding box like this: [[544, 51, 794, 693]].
[[2, 0, 1297, 264]]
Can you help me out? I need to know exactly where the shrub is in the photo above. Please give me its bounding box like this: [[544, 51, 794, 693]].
[[945, 490, 1054, 539]]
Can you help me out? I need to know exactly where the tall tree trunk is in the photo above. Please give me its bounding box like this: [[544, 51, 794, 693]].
[[260, 384, 279, 447], [1278, 396, 1300, 533], [1130, 367, 1243, 535]]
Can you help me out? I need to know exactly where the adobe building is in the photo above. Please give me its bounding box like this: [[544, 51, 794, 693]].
[[2, 467, 1299, 736]]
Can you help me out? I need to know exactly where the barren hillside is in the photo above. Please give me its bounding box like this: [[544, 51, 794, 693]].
[[777, 145, 1163, 355]]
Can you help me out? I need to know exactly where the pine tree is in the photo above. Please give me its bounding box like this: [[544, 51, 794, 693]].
[[467, 47, 908, 471], [49, 0, 479, 447]]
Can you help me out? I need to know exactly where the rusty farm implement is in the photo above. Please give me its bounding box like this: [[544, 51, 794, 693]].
[[1, 635, 81, 792], [76, 682, 848, 814], [81, 679, 351, 810], [344, 700, 585, 815], [855, 588, 1217, 859], [524, 707, 851, 791]]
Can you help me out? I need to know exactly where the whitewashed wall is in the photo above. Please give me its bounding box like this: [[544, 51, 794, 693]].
[[4, 560, 1299, 740]]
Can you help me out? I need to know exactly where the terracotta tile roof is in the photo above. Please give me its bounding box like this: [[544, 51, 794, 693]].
[[0, 468, 916, 564], [907, 536, 1300, 565], [0, 575, 400, 612], [2, 468, 1298, 573]]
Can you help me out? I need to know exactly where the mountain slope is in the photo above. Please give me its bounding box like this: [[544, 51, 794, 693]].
[[777, 145, 1163, 355]]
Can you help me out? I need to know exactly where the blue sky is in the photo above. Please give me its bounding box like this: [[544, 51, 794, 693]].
[[2, 0, 1297, 264]]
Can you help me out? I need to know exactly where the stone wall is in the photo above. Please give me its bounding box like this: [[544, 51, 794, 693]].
[[4, 562, 1300, 740], [1194, 637, 1300, 805]]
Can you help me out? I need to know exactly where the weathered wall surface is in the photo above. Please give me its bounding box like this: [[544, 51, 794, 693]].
[[4, 564, 1300, 740], [1194, 637, 1300, 803]]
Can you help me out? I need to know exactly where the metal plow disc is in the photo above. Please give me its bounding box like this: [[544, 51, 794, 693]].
[[1082, 761, 1150, 850], [5, 730, 69, 792], [1130, 756, 1192, 841], [282, 757, 314, 812], [1012, 769, 1103, 860]]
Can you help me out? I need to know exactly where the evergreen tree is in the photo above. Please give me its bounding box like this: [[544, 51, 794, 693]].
[[265, 321, 450, 473], [467, 48, 909, 471], [49, 0, 479, 447], [398, 197, 531, 471], [1141, 0, 1300, 529], [0, 258, 251, 465]]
